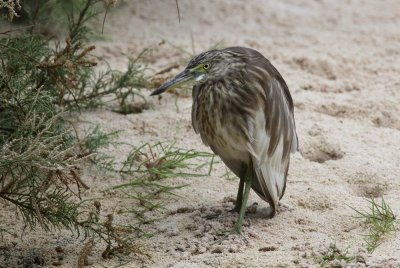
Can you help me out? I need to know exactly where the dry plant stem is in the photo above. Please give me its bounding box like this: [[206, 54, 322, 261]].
[[78, 239, 94, 267], [175, 0, 181, 23], [0, 25, 35, 35], [0, 0, 21, 21]]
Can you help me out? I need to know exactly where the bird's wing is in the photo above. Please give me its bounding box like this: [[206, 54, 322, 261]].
[[237, 47, 298, 210]]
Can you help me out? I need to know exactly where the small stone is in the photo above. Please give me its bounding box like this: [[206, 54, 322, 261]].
[[197, 246, 207, 254], [54, 246, 64, 253], [355, 253, 367, 263], [203, 224, 212, 233], [228, 246, 240, 253], [167, 226, 179, 237], [52, 261, 64, 266], [180, 252, 190, 260], [211, 246, 223, 254], [175, 246, 185, 252], [177, 207, 193, 213], [259, 246, 277, 252], [186, 224, 197, 231]]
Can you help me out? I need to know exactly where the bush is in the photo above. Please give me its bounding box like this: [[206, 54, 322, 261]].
[[0, 0, 146, 245]]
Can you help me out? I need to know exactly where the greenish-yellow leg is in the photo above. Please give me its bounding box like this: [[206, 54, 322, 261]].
[[231, 164, 248, 212], [234, 167, 252, 233], [232, 177, 244, 212]]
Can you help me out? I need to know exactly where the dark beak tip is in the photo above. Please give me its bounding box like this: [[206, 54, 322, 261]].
[[150, 69, 190, 97], [149, 87, 164, 96]]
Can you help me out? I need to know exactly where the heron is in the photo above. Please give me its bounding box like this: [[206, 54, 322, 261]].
[[151, 47, 298, 233]]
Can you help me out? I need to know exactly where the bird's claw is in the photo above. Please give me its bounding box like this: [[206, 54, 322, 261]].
[[213, 226, 248, 245], [229, 206, 240, 213]]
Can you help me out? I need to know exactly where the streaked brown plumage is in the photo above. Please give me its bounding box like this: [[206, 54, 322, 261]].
[[151, 47, 298, 232]]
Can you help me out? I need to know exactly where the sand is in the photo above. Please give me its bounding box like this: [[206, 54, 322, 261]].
[[1, 0, 400, 267]]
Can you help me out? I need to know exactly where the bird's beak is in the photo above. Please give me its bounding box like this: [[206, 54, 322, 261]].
[[150, 69, 193, 96]]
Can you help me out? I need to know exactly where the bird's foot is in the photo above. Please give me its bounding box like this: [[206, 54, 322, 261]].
[[213, 226, 248, 245], [229, 206, 240, 213], [218, 218, 245, 235]]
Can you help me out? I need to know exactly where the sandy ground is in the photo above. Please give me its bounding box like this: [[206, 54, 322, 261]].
[[1, 0, 400, 267]]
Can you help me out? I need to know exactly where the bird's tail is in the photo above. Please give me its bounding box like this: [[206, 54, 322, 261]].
[[250, 154, 288, 216]]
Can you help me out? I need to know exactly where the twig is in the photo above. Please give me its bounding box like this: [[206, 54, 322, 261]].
[[155, 63, 180, 75], [78, 239, 94, 267], [175, 0, 181, 23], [0, 25, 35, 35], [102, 1, 113, 34]]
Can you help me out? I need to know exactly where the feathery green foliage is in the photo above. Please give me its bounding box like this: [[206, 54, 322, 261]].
[[0, 0, 147, 245], [120, 142, 214, 178], [107, 142, 215, 225], [0, 31, 88, 231]]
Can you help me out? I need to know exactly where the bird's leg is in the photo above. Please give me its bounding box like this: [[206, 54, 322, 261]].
[[230, 164, 247, 213], [233, 167, 252, 234], [231, 177, 244, 213]]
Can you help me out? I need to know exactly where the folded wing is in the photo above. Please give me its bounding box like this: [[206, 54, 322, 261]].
[[241, 48, 298, 213]]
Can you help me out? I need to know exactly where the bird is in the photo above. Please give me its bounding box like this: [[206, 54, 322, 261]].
[[151, 47, 298, 233]]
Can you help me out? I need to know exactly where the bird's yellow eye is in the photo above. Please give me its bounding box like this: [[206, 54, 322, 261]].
[[203, 63, 211, 70]]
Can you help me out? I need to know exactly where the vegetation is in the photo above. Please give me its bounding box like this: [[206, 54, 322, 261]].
[[0, 0, 110, 235], [315, 244, 354, 268], [108, 142, 214, 228], [351, 197, 397, 253], [0, 0, 214, 261]]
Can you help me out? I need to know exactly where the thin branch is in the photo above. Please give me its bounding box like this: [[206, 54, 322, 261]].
[[102, 1, 113, 34], [175, 0, 181, 23], [0, 25, 35, 35]]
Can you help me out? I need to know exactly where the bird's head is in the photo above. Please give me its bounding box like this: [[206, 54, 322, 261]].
[[150, 49, 244, 96]]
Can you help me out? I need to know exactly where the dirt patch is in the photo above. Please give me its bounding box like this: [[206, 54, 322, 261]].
[[316, 102, 367, 119], [297, 192, 334, 212], [372, 110, 400, 130], [346, 171, 388, 198], [300, 133, 344, 163], [292, 56, 338, 80]]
